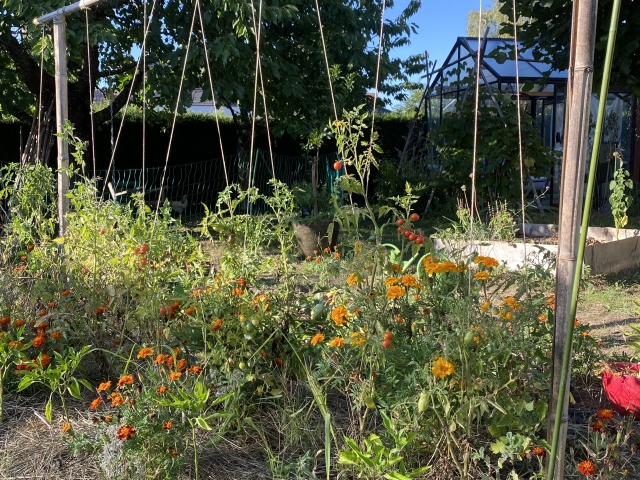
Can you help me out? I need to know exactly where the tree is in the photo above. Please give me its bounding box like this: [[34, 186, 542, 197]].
[[466, 0, 514, 38], [0, 0, 421, 160], [498, 0, 640, 96]]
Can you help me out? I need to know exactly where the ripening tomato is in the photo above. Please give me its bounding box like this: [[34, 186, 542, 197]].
[[397, 218, 405, 226], [82, 268, 89, 275], [134, 247, 140, 255], [160, 307, 168, 316], [140, 244, 149, 253], [397, 227, 403, 233], [382, 339, 391, 348], [140, 258, 148, 266], [409, 234, 417, 242], [384, 331, 393, 340], [410, 213, 420, 222], [333, 161, 342, 170], [416, 236, 425, 245]]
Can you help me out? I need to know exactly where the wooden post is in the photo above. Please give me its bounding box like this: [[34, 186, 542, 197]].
[[547, 0, 598, 479]]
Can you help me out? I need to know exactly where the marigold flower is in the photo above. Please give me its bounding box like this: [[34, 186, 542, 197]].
[[574, 319, 580, 326], [189, 365, 203, 375], [347, 273, 358, 286], [252, 294, 270, 311], [104, 415, 113, 423], [531, 446, 545, 457], [157, 385, 168, 394], [185, 306, 196, 316], [432, 357, 455, 379], [177, 358, 188, 371], [117, 424, 136, 441], [311, 333, 325, 346], [32, 333, 46, 348], [61, 422, 71, 433], [305, 255, 312, 261], [97, 381, 112, 392], [596, 409, 614, 421], [582, 331, 590, 337], [386, 285, 406, 300], [117, 375, 134, 387], [165, 356, 175, 368], [232, 287, 244, 296], [384, 277, 400, 287], [13, 319, 25, 328], [110, 392, 125, 407], [331, 306, 349, 326], [50, 331, 62, 340], [154, 354, 170, 365], [211, 318, 223, 331], [89, 397, 103, 410], [577, 460, 595, 476], [137, 347, 154, 359], [335, 252, 341, 259], [163, 421, 173, 430], [473, 271, 491, 281], [61, 289, 71, 297], [38, 309, 47, 317], [323, 247, 331, 253], [590, 421, 605, 432], [538, 315, 547, 323], [96, 305, 106, 316], [350, 331, 366, 346], [168, 371, 182, 381], [9, 341, 23, 349], [36, 322, 49, 331], [236, 278, 247, 287], [39, 353, 51, 367], [401, 274, 421, 288], [47, 301, 57, 309], [0, 316, 10, 326], [315, 257, 321, 263], [329, 337, 345, 348]]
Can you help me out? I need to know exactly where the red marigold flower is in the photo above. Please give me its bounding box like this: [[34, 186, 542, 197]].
[[157, 385, 168, 394], [13, 319, 25, 328], [96, 381, 112, 392], [47, 301, 57, 309], [165, 356, 175, 368], [168, 371, 182, 381], [39, 353, 51, 367], [236, 278, 247, 287], [61, 289, 71, 297], [50, 331, 62, 340], [596, 409, 615, 421], [137, 347, 154, 359], [117, 424, 136, 440], [531, 446, 545, 457], [32, 333, 46, 348], [577, 460, 596, 476], [36, 322, 48, 331], [0, 316, 10, 326], [117, 374, 134, 387], [89, 397, 103, 410], [590, 421, 605, 432], [163, 421, 172, 430]]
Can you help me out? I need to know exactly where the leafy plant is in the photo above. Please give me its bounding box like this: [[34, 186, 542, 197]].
[[609, 153, 633, 239]]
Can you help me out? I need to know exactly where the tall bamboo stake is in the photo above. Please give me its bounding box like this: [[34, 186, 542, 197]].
[[546, 0, 598, 479]]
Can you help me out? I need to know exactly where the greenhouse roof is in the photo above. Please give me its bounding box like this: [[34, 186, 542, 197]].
[[430, 37, 568, 90]]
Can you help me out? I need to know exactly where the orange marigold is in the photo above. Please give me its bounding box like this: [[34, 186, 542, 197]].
[[331, 306, 349, 326], [531, 446, 545, 457], [590, 421, 605, 432], [163, 421, 173, 430], [39, 353, 51, 367], [50, 331, 62, 340], [117, 424, 136, 441], [311, 333, 325, 346], [473, 271, 491, 281], [137, 347, 154, 359], [384, 277, 400, 287], [61, 289, 71, 297], [185, 306, 196, 315], [401, 274, 421, 288], [13, 319, 25, 328], [47, 301, 57, 309], [350, 331, 366, 346], [32, 333, 46, 348], [538, 315, 547, 323], [597, 409, 615, 421], [231, 287, 244, 296], [432, 357, 455, 379], [97, 381, 112, 392], [347, 273, 359, 286], [154, 354, 170, 365], [211, 318, 223, 331], [577, 460, 596, 476], [189, 365, 203, 375], [38, 309, 47, 317], [386, 285, 406, 300], [329, 337, 345, 348], [0, 316, 10, 326], [117, 374, 134, 387], [177, 358, 188, 371], [61, 422, 71, 433], [110, 392, 125, 407], [36, 322, 49, 331], [168, 371, 182, 381], [157, 385, 168, 394], [89, 397, 103, 410]]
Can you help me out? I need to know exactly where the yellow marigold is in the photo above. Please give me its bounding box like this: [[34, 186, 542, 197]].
[[432, 357, 455, 379], [137, 347, 154, 359], [329, 337, 345, 348], [310, 333, 325, 346], [331, 306, 349, 326], [386, 285, 406, 300], [384, 277, 400, 287], [480, 300, 491, 312], [168, 371, 182, 381], [502, 296, 520, 310], [473, 271, 491, 281], [401, 274, 422, 289], [97, 381, 112, 392], [347, 273, 359, 286], [350, 331, 366, 346]]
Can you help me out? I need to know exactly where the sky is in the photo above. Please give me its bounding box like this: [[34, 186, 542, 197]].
[[385, 0, 487, 82]]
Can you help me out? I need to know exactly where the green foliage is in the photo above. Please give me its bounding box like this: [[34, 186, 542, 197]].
[[428, 88, 558, 206], [609, 158, 633, 238]]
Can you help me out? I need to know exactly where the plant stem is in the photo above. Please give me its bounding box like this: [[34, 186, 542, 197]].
[[192, 423, 199, 480]]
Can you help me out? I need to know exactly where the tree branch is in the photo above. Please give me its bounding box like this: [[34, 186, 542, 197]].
[[97, 62, 138, 78], [0, 32, 55, 99]]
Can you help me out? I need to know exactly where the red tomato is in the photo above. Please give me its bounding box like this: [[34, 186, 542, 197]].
[[410, 213, 420, 222], [416, 236, 425, 244], [397, 227, 403, 233], [404, 230, 412, 238], [82, 268, 88, 275], [140, 258, 148, 266], [409, 234, 417, 242], [160, 307, 168, 316], [334, 161, 342, 170], [100, 229, 106, 235], [140, 244, 149, 253], [397, 218, 405, 226], [384, 331, 393, 340], [134, 247, 140, 255], [382, 339, 391, 348]]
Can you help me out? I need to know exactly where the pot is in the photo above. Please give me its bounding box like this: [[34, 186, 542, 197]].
[[602, 362, 640, 420]]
